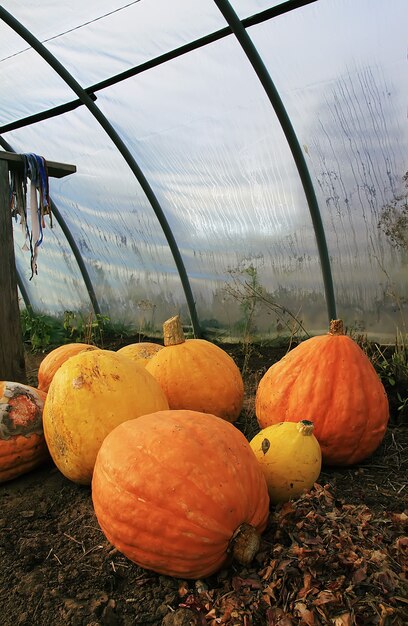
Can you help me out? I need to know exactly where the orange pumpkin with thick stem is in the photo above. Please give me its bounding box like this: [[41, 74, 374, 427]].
[[38, 342, 99, 392], [0, 382, 49, 483], [117, 342, 163, 367], [145, 316, 244, 422], [255, 319, 389, 466], [92, 409, 269, 579]]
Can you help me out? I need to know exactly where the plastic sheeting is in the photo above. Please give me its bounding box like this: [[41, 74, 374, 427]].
[[1, 0, 407, 340]]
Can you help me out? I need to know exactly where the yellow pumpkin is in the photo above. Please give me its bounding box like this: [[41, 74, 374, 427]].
[[146, 316, 244, 422], [250, 420, 322, 504], [117, 342, 163, 367], [43, 349, 169, 484]]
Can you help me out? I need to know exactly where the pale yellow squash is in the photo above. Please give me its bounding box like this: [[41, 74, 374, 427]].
[[250, 420, 322, 504], [43, 349, 169, 485]]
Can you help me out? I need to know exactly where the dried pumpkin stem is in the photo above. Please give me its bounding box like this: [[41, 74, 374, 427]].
[[297, 420, 315, 436], [228, 522, 261, 566], [162, 315, 185, 346], [328, 319, 344, 336]]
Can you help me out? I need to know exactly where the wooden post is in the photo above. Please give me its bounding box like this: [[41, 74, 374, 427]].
[[0, 151, 76, 383], [0, 158, 27, 382]]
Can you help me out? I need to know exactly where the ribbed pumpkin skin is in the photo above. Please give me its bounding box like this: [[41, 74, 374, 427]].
[[92, 410, 269, 579], [145, 340, 244, 422], [117, 342, 163, 367], [43, 350, 169, 485], [0, 382, 49, 483], [255, 332, 389, 466], [38, 343, 99, 392]]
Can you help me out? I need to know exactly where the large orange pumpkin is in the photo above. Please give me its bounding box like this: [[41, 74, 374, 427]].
[[255, 319, 389, 466], [117, 342, 163, 367], [0, 382, 49, 483], [145, 316, 244, 422], [38, 342, 99, 392], [92, 409, 269, 579], [43, 349, 169, 484]]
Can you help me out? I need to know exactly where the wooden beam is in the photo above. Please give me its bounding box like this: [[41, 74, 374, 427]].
[[0, 150, 76, 178], [0, 151, 76, 383], [0, 159, 27, 383]]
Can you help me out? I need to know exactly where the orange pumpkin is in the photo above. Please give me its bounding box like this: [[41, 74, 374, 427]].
[[255, 319, 389, 466], [117, 342, 163, 367], [43, 349, 169, 485], [92, 409, 269, 579], [145, 316, 244, 422], [0, 382, 49, 483], [38, 342, 99, 392]]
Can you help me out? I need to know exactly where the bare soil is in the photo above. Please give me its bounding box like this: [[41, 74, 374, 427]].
[[0, 344, 407, 626]]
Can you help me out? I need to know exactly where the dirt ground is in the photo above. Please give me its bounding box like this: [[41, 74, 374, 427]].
[[0, 344, 407, 626]]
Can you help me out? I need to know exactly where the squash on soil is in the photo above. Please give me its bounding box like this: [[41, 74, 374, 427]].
[[38, 342, 99, 392], [0, 382, 49, 483], [145, 316, 244, 422], [43, 349, 169, 485], [250, 420, 322, 503], [117, 342, 163, 367], [92, 409, 269, 579], [255, 319, 389, 466]]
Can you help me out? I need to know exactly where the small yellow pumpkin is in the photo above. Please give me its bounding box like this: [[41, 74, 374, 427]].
[[250, 420, 322, 504], [117, 342, 163, 367]]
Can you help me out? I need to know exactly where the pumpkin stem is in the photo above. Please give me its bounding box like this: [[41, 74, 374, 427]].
[[297, 420, 314, 436], [163, 315, 186, 346], [228, 522, 261, 566], [328, 319, 344, 336]]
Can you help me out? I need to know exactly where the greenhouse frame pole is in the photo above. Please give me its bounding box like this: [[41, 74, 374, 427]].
[[0, 136, 101, 318], [16, 267, 32, 310], [0, 6, 201, 338], [214, 0, 337, 322]]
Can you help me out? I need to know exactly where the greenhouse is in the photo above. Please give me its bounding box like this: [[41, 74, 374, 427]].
[[0, 1, 407, 625]]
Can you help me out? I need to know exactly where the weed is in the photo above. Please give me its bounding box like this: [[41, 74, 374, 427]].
[[224, 263, 309, 377], [20, 309, 65, 352], [369, 331, 408, 425], [63, 310, 118, 347]]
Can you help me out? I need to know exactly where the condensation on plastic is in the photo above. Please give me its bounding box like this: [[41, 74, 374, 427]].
[[2, 0, 407, 340]]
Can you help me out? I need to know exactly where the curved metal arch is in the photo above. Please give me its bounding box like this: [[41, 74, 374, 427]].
[[16, 265, 32, 310], [213, 0, 337, 322], [0, 6, 201, 337], [0, 135, 101, 317], [0, 0, 318, 136]]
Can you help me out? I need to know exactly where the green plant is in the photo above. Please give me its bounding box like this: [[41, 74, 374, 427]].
[[371, 331, 408, 424], [20, 309, 63, 352], [63, 310, 112, 346], [378, 171, 408, 251]]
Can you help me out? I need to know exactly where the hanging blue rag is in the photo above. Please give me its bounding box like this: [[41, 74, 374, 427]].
[[9, 153, 52, 279]]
